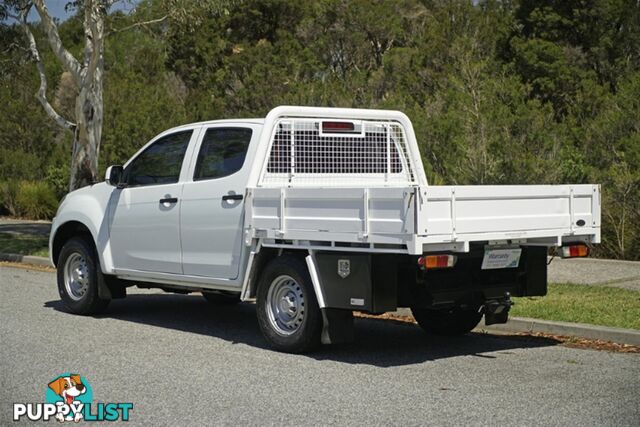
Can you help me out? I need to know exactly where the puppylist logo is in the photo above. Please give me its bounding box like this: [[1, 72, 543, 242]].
[[13, 373, 133, 422]]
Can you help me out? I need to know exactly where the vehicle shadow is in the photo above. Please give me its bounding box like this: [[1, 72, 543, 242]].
[[44, 293, 560, 368]]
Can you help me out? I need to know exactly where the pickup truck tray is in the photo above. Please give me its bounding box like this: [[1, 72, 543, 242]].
[[246, 184, 600, 255]]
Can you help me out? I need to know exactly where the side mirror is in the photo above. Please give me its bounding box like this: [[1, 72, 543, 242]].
[[105, 165, 123, 187]]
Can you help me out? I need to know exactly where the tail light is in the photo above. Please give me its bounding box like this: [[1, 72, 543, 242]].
[[560, 244, 589, 258], [418, 254, 457, 270], [321, 121, 356, 133]]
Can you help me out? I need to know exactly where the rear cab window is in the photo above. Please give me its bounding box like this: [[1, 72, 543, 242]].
[[193, 127, 253, 181]]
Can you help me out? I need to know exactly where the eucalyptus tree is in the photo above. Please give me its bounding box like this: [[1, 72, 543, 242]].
[[0, 0, 189, 190], [1, 0, 116, 190]]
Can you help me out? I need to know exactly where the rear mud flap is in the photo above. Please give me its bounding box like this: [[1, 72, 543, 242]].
[[321, 308, 354, 345]]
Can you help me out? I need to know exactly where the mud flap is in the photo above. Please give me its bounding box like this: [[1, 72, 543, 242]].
[[107, 278, 126, 299], [97, 273, 127, 300], [321, 308, 354, 344], [96, 271, 112, 300]]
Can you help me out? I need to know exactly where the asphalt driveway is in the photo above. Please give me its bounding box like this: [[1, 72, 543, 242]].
[[1, 265, 638, 426]]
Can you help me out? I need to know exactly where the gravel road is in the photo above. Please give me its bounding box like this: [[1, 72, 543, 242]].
[[1, 265, 638, 426]]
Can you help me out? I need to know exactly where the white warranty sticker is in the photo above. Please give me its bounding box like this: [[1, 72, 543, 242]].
[[481, 248, 522, 270]]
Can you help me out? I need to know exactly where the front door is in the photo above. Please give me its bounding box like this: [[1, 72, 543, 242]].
[[180, 126, 255, 279], [109, 130, 193, 274]]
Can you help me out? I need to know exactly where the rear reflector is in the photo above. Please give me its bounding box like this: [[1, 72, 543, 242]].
[[322, 121, 355, 133], [418, 255, 457, 269], [561, 244, 589, 258]]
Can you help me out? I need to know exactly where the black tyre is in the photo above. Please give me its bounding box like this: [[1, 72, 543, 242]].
[[256, 255, 322, 353], [202, 291, 241, 305], [411, 306, 482, 336], [56, 236, 110, 315]]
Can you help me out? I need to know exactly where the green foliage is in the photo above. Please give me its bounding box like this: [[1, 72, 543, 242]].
[[512, 283, 640, 330], [0, 0, 638, 259], [45, 163, 71, 200], [0, 180, 20, 216], [15, 181, 58, 220], [577, 72, 640, 260], [0, 232, 49, 257], [0, 148, 43, 182]]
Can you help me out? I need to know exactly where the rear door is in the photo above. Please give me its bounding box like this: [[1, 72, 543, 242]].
[[180, 125, 257, 279], [109, 129, 195, 274]]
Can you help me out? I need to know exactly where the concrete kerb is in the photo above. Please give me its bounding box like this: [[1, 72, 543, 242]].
[[476, 316, 640, 346], [393, 308, 640, 346]]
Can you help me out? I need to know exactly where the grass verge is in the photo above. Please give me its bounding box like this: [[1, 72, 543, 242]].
[[511, 283, 640, 330], [0, 232, 49, 257]]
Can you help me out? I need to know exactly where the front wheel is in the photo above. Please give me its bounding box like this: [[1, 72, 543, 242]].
[[411, 306, 482, 336], [56, 236, 110, 315], [256, 256, 322, 353]]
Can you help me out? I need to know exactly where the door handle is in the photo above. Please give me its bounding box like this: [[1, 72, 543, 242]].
[[159, 197, 178, 204], [222, 194, 243, 201]]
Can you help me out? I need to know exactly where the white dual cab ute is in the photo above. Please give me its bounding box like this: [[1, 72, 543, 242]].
[[50, 106, 601, 353]]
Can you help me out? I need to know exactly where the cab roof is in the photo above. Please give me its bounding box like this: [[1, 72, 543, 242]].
[[166, 118, 265, 133]]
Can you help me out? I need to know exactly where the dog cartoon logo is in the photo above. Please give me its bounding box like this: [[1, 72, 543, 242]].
[[13, 373, 133, 422], [46, 374, 91, 422]]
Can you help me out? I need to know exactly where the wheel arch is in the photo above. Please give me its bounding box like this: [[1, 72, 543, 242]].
[[51, 221, 94, 267], [52, 220, 122, 301], [244, 247, 307, 300], [49, 183, 116, 272]]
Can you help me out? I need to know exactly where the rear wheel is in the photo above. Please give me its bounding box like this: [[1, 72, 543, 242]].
[[256, 256, 322, 353], [411, 306, 482, 336], [56, 236, 110, 315]]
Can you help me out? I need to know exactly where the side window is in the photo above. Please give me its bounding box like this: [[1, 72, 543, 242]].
[[124, 130, 192, 187], [194, 127, 253, 181]]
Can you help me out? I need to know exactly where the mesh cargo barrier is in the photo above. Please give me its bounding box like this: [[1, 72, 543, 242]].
[[260, 119, 416, 187]]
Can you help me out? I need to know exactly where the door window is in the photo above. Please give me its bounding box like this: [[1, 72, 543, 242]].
[[123, 130, 192, 187], [193, 127, 253, 181]]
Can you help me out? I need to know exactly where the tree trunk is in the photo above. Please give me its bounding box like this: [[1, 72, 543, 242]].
[[69, 85, 103, 190]]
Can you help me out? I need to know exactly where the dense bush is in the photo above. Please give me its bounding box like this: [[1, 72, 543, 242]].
[[45, 163, 71, 200], [14, 181, 58, 220], [0, 180, 19, 216], [0, 0, 638, 258]]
